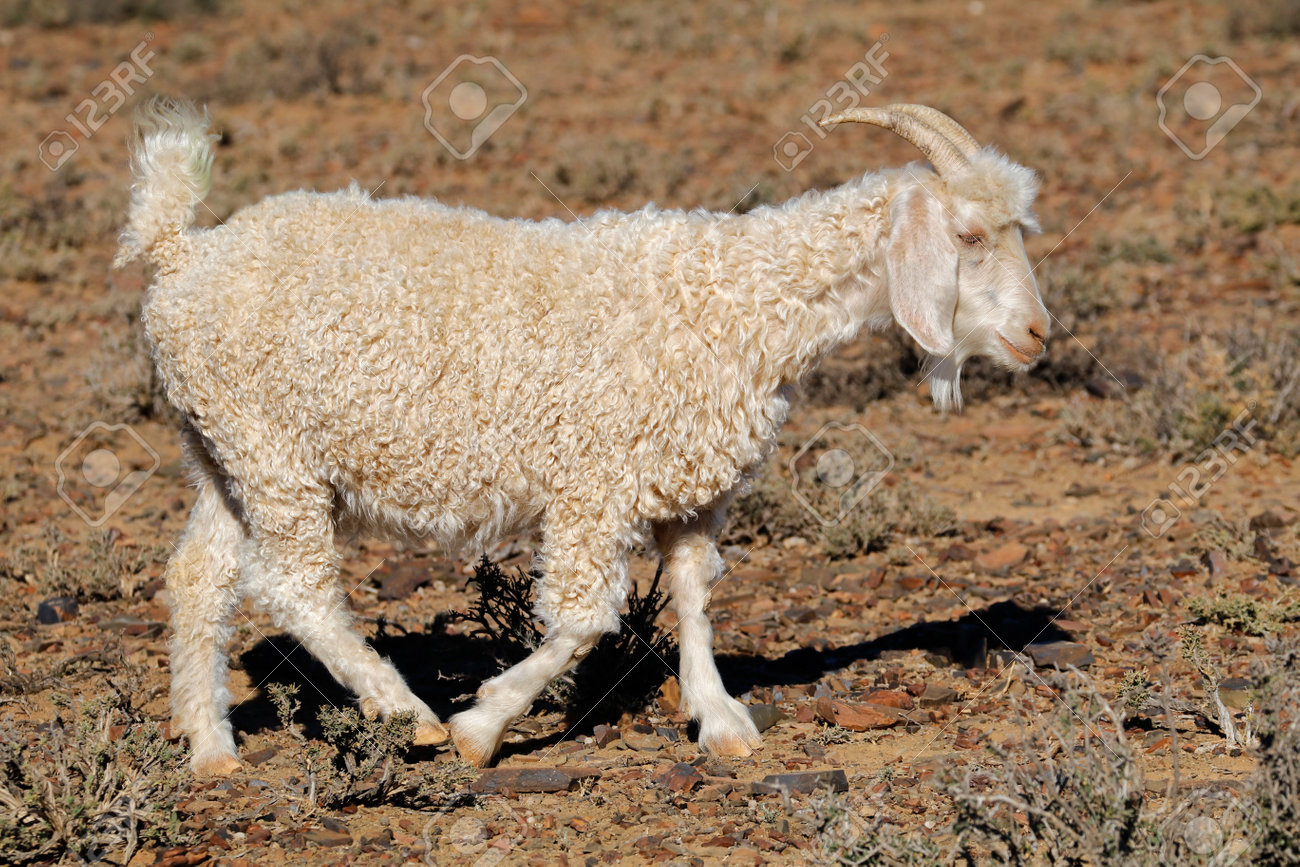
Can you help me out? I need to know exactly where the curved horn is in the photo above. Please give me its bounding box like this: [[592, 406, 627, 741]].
[[888, 104, 981, 157], [818, 107, 969, 176]]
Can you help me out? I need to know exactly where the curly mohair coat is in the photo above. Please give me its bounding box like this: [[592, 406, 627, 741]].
[[117, 98, 1049, 774]]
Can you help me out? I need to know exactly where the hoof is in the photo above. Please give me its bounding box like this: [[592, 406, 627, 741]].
[[449, 710, 503, 768], [360, 697, 381, 720], [192, 752, 242, 777], [701, 731, 758, 758], [414, 719, 451, 746]]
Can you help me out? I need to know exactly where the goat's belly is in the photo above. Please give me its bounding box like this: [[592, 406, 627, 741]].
[[332, 467, 541, 551]]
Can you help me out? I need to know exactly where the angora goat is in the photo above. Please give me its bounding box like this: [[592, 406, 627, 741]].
[[116, 97, 1049, 774]]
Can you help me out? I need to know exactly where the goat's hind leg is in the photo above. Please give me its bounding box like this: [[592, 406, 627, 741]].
[[655, 511, 762, 757], [242, 492, 449, 747], [166, 475, 245, 776]]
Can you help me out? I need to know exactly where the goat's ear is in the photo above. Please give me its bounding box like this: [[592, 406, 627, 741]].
[[886, 186, 958, 356]]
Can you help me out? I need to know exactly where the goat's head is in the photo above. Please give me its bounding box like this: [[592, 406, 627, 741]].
[[822, 104, 1050, 410]]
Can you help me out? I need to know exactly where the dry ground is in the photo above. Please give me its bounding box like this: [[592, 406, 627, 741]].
[[1, 0, 1299, 864]]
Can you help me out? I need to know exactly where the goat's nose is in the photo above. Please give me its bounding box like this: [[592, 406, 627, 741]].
[[1025, 323, 1048, 355]]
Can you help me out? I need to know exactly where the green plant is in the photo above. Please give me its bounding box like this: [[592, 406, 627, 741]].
[[1117, 668, 1151, 722], [1186, 593, 1300, 637], [315, 705, 416, 804], [267, 681, 304, 739]]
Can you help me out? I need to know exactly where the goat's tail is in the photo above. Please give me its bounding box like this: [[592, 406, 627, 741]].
[[114, 96, 215, 270]]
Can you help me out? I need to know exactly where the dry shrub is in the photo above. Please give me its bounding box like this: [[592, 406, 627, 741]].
[[0, 680, 191, 864], [1056, 329, 1296, 459], [1229, 0, 1300, 38], [728, 456, 956, 558], [213, 24, 381, 103], [266, 682, 477, 812], [1247, 637, 1300, 864], [451, 557, 677, 723]]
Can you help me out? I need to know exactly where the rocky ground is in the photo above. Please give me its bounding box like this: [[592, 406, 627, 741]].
[[1, 0, 1299, 864]]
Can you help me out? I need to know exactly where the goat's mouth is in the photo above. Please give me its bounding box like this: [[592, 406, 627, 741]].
[[996, 332, 1038, 365]]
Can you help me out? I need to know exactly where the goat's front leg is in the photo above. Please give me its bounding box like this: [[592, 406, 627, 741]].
[[655, 511, 762, 757], [450, 519, 627, 767]]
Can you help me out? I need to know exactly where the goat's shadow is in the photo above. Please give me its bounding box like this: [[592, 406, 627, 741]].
[[230, 599, 1072, 755]]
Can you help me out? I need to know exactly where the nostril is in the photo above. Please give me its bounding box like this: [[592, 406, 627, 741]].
[[1027, 326, 1046, 347]]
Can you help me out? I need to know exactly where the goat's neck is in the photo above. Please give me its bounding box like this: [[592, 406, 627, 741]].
[[716, 182, 889, 390]]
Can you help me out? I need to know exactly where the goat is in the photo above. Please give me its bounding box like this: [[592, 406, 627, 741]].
[[116, 97, 1049, 774]]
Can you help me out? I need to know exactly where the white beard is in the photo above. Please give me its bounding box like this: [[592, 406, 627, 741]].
[[926, 353, 966, 412]]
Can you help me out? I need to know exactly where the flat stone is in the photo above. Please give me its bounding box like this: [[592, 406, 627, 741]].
[[36, 596, 79, 624], [302, 827, 352, 847], [98, 614, 165, 638], [1202, 550, 1229, 577], [941, 544, 976, 562], [755, 769, 848, 795], [748, 703, 784, 733], [591, 724, 620, 748], [1250, 510, 1291, 531], [976, 543, 1029, 572], [658, 676, 681, 712], [918, 685, 959, 707], [653, 762, 703, 793], [244, 747, 277, 766], [623, 729, 664, 752], [1026, 641, 1094, 670], [861, 689, 913, 710], [469, 767, 599, 794], [1218, 677, 1253, 709], [375, 562, 431, 601], [815, 697, 905, 731]]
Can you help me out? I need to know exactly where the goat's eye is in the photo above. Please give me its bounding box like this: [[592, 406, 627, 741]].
[[958, 232, 985, 247]]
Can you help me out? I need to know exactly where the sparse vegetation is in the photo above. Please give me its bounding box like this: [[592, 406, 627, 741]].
[[1186, 592, 1300, 637], [0, 681, 191, 864], [810, 789, 948, 865], [730, 462, 956, 558]]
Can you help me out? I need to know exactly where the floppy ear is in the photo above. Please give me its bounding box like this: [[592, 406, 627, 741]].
[[886, 186, 958, 356]]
